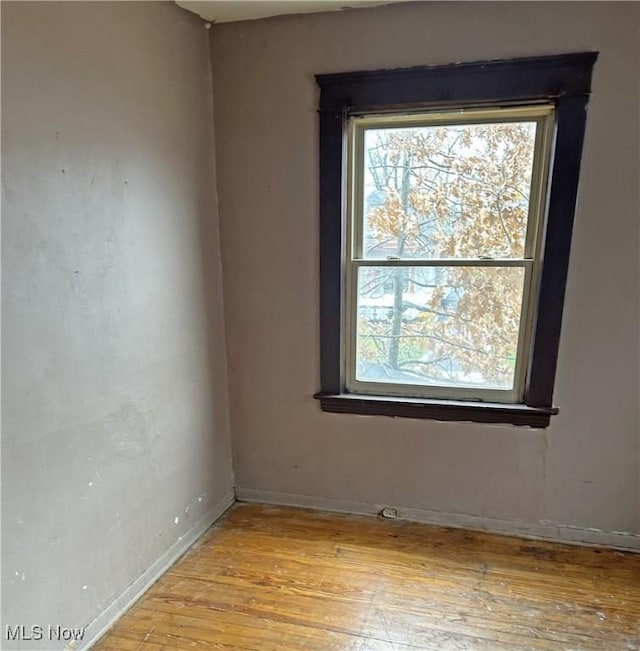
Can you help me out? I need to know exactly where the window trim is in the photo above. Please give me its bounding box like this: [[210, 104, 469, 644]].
[[314, 53, 598, 428]]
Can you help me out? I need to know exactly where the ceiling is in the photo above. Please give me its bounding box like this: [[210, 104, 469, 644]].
[[175, 1, 399, 24]]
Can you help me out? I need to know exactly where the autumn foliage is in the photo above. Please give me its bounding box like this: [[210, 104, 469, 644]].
[[356, 121, 536, 391]]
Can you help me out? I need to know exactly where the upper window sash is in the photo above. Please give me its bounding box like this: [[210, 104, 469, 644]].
[[347, 105, 555, 265]]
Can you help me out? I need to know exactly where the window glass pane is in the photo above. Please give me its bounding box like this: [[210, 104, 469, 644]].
[[355, 266, 526, 391], [361, 121, 537, 260]]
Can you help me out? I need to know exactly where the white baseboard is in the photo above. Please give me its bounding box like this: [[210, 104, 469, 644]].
[[79, 488, 235, 651], [235, 487, 640, 553]]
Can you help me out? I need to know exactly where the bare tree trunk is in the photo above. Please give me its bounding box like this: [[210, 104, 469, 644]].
[[387, 158, 412, 370], [388, 265, 405, 369]]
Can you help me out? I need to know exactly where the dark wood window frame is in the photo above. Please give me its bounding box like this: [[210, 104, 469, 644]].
[[313, 53, 598, 428]]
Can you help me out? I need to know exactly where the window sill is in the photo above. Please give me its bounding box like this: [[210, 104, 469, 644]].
[[313, 393, 558, 428]]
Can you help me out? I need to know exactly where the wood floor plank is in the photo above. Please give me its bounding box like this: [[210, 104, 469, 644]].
[[172, 542, 639, 616], [143, 573, 627, 649], [94, 503, 640, 650]]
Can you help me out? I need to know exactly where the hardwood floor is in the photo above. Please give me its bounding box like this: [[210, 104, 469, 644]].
[[94, 503, 640, 650]]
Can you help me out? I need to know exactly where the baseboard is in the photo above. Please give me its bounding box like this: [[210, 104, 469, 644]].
[[79, 488, 235, 651], [235, 487, 640, 553]]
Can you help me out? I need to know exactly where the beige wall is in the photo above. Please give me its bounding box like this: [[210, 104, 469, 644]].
[[2, 2, 639, 642], [210, 2, 640, 542], [2, 2, 233, 646]]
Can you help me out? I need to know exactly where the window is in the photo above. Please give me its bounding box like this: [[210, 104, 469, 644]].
[[347, 106, 553, 404], [314, 53, 598, 427]]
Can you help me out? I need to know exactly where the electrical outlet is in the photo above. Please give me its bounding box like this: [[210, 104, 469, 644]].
[[379, 507, 398, 519]]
